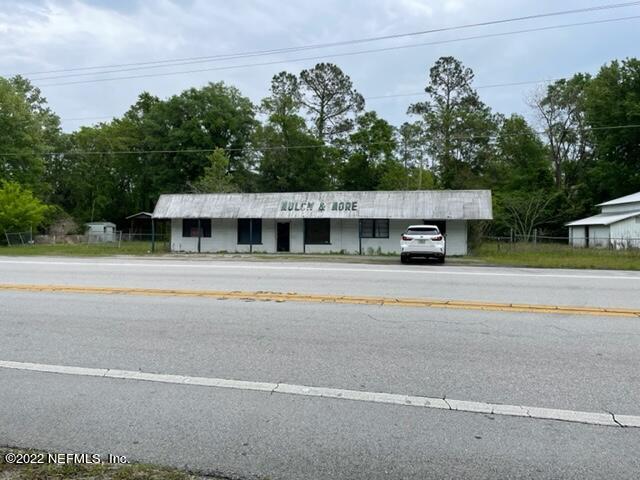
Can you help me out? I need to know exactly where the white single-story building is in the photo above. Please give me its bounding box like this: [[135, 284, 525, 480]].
[[566, 191, 640, 248], [152, 190, 493, 256]]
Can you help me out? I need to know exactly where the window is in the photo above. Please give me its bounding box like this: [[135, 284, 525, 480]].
[[407, 226, 439, 236], [182, 219, 211, 238], [360, 219, 389, 238], [304, 219, 330, 244], [237, 219, 262, 244]]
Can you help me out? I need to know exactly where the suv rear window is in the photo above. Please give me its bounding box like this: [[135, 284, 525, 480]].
[[407, 227, 439, 235]]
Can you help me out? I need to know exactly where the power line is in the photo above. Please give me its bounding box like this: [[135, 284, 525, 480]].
[[57, 77, 561, 123], [34, 15, 640, 88], [14, 1, 640, 78], [1, 124, 638, 157]]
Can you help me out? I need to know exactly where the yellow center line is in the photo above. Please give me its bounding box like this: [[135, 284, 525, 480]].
[[0, 283, 638, 318]]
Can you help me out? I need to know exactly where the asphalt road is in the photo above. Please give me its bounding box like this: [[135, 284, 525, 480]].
[[1, 257, 639, 479], [1, 255, 640, 307]]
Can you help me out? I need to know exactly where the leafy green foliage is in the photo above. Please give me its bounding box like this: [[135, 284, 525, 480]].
[[0, 181, 50, 233], [0, 77, 56, 189], [299, 63, 365, 142], [190, 148, 237, 193], [256, 71, 330, 191], [0, 56, 638, 241], [408, 56, 498, 189], [583, 58, 640, 202]]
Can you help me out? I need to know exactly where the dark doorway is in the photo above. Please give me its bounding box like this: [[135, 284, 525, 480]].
[[424, 220, 447, 235], [585, 225, 590, 248], [277, 222, 290, 252]]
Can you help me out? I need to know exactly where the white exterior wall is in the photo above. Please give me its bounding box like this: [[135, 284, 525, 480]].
[[589, 225, 610, 248], [170, 218, 469, 255], [600, 202, 640, 215], [569, 226, 587, 247], [610, 215, 640, 248], [443, 220, 467, 256]]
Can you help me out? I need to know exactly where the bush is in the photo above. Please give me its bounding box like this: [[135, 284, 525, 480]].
[[0, 181, 50, 234]]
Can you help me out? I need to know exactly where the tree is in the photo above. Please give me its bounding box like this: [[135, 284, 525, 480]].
[[397, 121, 432, 189], [0, 78, 47, 188], [0, 181, 50, 234], [583, 58, 640, 201], [299, 63, 364, 142], [408, 56, 497, 189], [190, 148, 237, 193], [257, 72, 329, 191], [531, 74, 591, 189], [493, 115, 552, 192], [499, 190, 557, 240], [339, 111, 397, 190]]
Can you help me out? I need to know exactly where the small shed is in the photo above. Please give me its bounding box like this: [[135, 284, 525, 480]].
[[566, 191, 640, 248], [126, 212, 153, 235], [85, 222, 117, 242]]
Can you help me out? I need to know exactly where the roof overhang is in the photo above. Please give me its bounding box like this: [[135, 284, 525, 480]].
[[566, 210, 640, 227], [152, 190, 493, 220]]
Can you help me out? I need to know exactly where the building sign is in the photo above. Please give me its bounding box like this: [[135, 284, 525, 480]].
[[280, 200, 358, 213]]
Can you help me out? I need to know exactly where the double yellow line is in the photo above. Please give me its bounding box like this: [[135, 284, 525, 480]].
[[0, 283, 638, 318]]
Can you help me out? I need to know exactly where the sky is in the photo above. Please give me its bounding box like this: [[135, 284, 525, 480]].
[[0, 0, 638, 132]]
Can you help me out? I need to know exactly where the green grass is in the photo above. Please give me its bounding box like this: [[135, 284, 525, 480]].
[[473, 242, 640, 270], [0, 448, 218, 480], [0, 241, 169, 256]]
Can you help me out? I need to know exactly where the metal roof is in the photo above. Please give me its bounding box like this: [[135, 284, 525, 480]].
[[125, 211, 153, 220], [565, 210, 640, 227], [153, 190, 493, 220], [597, 191, 640, 207]]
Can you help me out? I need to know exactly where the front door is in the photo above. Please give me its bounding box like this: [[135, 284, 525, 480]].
[[277, 222, 290, 252]]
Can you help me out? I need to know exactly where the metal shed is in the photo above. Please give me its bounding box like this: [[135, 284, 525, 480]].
[[567, 191, 640, 248]]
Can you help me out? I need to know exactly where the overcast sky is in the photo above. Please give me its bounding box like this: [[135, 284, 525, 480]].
[[1, 0, 638, 132]]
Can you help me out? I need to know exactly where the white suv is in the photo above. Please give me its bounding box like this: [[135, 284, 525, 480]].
[[400, 225, 445, 264]]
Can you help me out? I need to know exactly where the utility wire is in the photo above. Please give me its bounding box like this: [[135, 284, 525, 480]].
[[58, 77, 560, 123], [33, 14, 640, 87], [14, 1, 640, 78], [1, 124, 638, 157]]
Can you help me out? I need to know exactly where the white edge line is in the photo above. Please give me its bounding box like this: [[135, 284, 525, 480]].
[[0, 359, 637, 428], [0, 258, 638, 281]]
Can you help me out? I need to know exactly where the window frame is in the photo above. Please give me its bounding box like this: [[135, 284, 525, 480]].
[[182, 218, 211, 238], [304, 218, 331, 245], [237, 218, 263, 245], [359, 219, 389, 239]]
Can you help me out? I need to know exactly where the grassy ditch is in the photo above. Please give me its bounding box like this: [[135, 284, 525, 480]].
[[0, 241, 169, 257], [473, 242, 640, 270]]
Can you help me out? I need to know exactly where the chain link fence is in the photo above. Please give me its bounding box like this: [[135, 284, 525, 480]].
[[483, 233, 640, 253], [3, 231, 34, 246], [2, 230, 169, 250]]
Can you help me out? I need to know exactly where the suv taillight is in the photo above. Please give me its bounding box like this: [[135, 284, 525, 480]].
[[432, 235, 443, 241], [401, 235, 412, 241]]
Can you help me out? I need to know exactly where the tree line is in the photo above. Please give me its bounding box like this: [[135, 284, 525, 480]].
[[0, 56, 638, 239]]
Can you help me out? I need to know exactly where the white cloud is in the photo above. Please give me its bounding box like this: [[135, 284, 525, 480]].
[[0, 0, 635, 130]]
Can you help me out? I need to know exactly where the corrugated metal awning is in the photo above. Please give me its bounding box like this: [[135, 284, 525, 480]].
[[565, 210, 640, 226], [152, 190, 493, 220]]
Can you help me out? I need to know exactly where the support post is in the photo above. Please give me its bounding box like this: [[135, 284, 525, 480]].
[[358, 219, 362, 255], [197, 219, 202, 253], [249, 218, 253, 254], [151, 218, 156, 253]]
